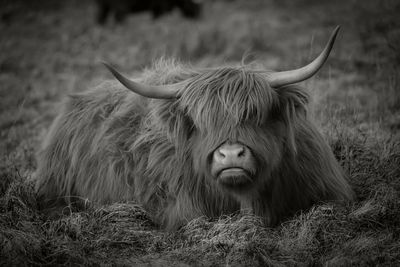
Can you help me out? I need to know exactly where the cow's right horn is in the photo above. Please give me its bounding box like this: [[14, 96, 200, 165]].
[[267, 26, 340, 88], [103, 62, 180, 99]]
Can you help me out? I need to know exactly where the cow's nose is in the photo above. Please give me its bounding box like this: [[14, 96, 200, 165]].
[[214, 143, 249, 164]]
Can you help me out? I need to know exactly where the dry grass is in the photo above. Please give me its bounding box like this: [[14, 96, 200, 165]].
[[1, 0, 399, 265]]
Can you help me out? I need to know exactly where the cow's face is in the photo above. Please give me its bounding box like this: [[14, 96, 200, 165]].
[[178, 67, 285, 192]]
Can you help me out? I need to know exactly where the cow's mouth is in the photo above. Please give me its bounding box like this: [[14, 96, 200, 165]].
[[217, 167, 253, 188]]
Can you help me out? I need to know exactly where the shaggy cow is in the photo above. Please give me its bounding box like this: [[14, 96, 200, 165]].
[[96, 0, 202, 24], [34, 26, 353, 230]]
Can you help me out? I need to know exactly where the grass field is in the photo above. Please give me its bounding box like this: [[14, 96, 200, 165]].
[[1, 0, 400, 265]]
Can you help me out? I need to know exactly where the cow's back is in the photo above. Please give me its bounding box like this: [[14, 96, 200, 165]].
[[34, 80, 147, 211]]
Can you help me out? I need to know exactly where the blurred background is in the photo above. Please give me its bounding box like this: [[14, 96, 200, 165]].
[[1, 0, 399, 200]]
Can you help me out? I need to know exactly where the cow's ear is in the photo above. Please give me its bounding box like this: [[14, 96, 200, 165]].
[[276, 85, 309, 154], [277, 85, 309, 116]]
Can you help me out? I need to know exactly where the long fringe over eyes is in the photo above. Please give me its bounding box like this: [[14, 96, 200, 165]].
[[180, 67, 279, 132]]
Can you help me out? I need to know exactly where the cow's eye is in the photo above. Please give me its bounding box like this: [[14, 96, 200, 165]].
[[183, 115, 196, 137]]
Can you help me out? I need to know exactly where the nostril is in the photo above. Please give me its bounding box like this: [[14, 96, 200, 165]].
[[218, 149, 226, 158], [238, 147, 245, 158]]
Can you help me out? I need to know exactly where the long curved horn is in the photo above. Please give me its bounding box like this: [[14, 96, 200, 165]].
[[268, 26, 340, 88], [102, 62, 180, 99]]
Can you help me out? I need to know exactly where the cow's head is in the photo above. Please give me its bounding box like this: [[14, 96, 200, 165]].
[[103, 27, 339, 195]]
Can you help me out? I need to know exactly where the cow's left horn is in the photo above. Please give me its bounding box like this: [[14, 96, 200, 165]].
[[267, 26, 340, 88], [102, 62, 180, 99]]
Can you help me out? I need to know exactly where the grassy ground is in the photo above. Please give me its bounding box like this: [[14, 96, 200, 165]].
[[1, 0, 399, 265]]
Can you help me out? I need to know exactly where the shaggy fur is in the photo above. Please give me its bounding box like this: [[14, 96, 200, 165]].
[[34, 59, 354, 230]]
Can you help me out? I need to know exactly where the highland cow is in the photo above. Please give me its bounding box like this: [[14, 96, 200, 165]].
[[34, 26, 353, 230]]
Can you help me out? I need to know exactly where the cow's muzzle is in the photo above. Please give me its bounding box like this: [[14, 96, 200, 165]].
[[211, 142, 256, 188]]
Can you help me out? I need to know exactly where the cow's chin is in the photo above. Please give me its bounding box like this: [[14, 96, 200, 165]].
[[216, 168, 254, 189]]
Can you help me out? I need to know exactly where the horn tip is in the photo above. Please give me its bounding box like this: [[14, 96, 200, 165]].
[[332, 25, 341, 39], [101, 61, 113, 70], [101, 61, 120, 79]]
